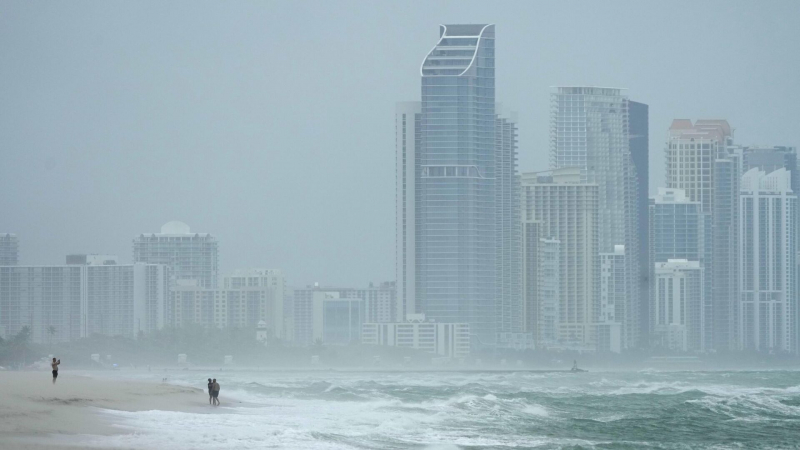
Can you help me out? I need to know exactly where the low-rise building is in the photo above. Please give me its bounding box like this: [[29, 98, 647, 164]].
[[362, 314, 470, 358], [222, 269, 286, 339], [170, 282, 279, 337], [292, 283, 394, 345]]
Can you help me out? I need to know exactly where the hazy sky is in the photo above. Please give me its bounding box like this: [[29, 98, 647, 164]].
[[1, 1, 798, 287]]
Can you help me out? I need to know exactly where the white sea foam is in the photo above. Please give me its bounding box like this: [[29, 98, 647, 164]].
[[54, 370, 800, 449]]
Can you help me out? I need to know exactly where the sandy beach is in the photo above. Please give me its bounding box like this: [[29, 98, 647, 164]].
[[0, 371, 211, 449]]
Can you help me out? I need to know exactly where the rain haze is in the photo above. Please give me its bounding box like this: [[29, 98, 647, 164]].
[[2, 1, 798, 285], [2, 1, 800, 449]]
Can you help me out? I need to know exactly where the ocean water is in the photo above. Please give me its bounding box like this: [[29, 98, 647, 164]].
[[73, 370, 799, 449]]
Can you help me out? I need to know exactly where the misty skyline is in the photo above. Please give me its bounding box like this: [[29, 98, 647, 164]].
[[1, 1, 798, 287]]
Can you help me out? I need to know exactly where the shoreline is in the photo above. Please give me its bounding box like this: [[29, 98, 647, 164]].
[[0, 371, 220, 449]]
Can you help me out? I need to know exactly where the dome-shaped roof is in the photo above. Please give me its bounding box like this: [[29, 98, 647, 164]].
[[257, 320, 268, 328], [161, 221, 191, 235]]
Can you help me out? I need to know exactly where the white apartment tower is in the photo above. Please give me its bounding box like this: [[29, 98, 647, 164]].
[[133, 221, 219, 288], [0, 261, 168, 343], [739, 168, 796, 353], [550, 86, 640, 348], [653, 260, 704, 351], [521, 168, 599, 347]]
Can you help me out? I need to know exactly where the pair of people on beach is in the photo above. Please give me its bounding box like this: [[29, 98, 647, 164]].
[[207, 378, 220, 406]]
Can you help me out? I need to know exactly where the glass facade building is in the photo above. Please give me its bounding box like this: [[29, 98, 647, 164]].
[[417, 24, 500, 344], [628, 101, 650, 344], [550, 87, 640, 348]]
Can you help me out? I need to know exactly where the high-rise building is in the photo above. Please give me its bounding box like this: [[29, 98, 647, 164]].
[[666, 120, 733, 211], [629, 101, 650, 344], [712, 150, 742, 351], [521, 221, 541, 337], [521, 168, 599, 348], [395, 101, 421, 322], [651, 189, 704, 262], [653, 259, 704, 351], [649, 188, 710, 349], [739, 168, 796, 353], [740, 145, 798, 352], [0, 265, 83, 343], [521, 220, 560, 347], [405, 23, 520, 346], [133, 221, 219, 288], [495, 114, 523, 337], [550, 86, 640, 348], [667, 119, 737, 352], [742, 146, 798, 192], [0, 233, 18, 265], [0, 260, 168, 343]]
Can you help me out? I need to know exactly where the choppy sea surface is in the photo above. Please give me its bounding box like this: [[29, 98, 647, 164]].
[[76, 369, 799, 449]]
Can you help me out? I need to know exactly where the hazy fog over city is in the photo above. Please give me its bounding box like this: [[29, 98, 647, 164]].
[[2, 2, 800, 449], [2, 1, 798, 286]]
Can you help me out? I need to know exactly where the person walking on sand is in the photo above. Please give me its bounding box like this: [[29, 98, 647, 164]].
[[212, 378, 220, 406], [207, 378, 214, 405], [51, 357, 61, 384]]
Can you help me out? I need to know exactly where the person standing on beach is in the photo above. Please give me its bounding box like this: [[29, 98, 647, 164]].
[[207, 378, 214, 405], [212, 378, 220, 406], [51, 357, 60, 384]]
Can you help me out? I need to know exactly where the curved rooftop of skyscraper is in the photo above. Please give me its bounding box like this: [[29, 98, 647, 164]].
[[420, 24, 494, 77]]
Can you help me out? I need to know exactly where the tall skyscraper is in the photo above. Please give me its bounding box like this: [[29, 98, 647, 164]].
[[712, 150, 742, 351], [133, 221, 219, 288], [522, 168, 599, 348], [399, 23, 520, 346], [0, 233, 18, 265], [395, 101, 421, 322], [628, 101, 650, 344], [739, 168, 796, 353], [650, 188, 710, 349], [495, 115, 523, 337], [667, 119, 739, 352], [550, 86, 640, 348], [741, 145, 798, 353]]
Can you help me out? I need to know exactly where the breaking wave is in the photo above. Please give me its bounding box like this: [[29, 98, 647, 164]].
[[64, 370, 800, 449]]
